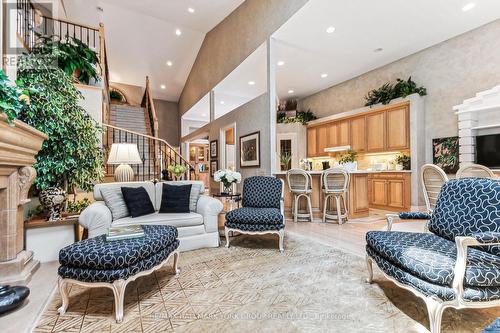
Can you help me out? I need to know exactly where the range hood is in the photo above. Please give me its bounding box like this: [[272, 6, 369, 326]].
[[324, 145, 351, 153]]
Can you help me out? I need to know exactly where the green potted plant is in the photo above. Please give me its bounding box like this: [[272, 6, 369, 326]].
[[33, 35, 101, 85], [338, 149, 358, 171], [280, 153, 292, 171], [17, 46, 104, 220], [365, 77, 427, 107], [168, 164, 187, 180], [395, 153, 411, 171]]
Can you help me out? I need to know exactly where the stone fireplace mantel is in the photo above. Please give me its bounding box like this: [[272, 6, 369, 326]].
[[0, 113, 47, 284]]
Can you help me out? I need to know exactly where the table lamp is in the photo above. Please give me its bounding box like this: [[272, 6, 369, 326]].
[[107, 143, 142, 182]]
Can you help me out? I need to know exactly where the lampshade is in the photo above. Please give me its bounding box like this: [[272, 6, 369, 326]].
[[107, 143, 142, 165]]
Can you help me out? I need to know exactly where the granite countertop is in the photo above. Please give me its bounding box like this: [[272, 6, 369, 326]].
[[273, 170, 412, 175]]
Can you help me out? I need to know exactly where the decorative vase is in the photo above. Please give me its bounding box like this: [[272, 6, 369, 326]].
[[223, 183, 233, 195], [395, 164, 404, 171], [39, 188, 67, 221]]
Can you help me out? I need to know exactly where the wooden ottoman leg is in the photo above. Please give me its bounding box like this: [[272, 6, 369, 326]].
[[173, 251, 181, 275], [57, 278, 70, 315], [112, 280, 126, 323]]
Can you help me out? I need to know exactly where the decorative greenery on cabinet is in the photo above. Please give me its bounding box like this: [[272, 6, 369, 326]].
[[277, 109, 317, 125], [395, 153, 411, 170], [16, 49, 104, 193], [365, 77, 426, 106]]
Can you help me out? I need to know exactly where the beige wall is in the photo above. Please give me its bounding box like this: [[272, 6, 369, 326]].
[[178, 0, 308, 115], [154, 99, 180, 146], [299, 20, 500, 157], [182, 94, 271, 193]]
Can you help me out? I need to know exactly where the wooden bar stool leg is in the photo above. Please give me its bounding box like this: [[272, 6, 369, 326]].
[[307, 194, 314, 222], [293, 194, 298, 223], [322, 194, 328, 223], [335, 195, 342, 225], [342, 193, 349, 222]]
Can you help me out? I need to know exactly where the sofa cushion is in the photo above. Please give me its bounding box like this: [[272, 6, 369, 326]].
[[155, 181, 204, 212], [428, 178, 500, 256], [226, 207, 283, 225], [59, 225, 178, 270], [225, 222, 284, 232], [121, 186, 155, 218], [113, 212, 203, 229], [59, 240, 179, 283], [366, 231, 500, 287], [100, 187, 129, 220], [242, 177, 282, 209], [94, 181, 156, 208], [366, 246, 500, 302], [159, 184, 191, 213]]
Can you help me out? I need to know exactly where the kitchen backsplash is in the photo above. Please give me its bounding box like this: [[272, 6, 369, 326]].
[[308, 151, 409, 171]]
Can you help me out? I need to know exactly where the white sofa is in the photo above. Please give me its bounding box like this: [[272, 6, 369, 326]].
[[79, 181, 223, 251]]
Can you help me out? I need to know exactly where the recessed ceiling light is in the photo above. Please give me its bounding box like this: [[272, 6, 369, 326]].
[[462, 2, 476, 11], [220, 101, 225, 105], [326, 26, 336, 34], [175, 29, 182, 36], [248, 81, 255, 85], [321, 73, 328, 78], [160, 84, 166, 89], [277, 61, 285, 66], [373, 47, 383, 53], [166, 61, 173, 67], [188, 7, 195, 13], [288, 89, 294, 94]]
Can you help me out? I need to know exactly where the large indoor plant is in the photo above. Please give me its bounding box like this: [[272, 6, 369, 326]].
[[34, 35, 100, 85], [0, 69, 32, 123], [16, 47, 104, 220]]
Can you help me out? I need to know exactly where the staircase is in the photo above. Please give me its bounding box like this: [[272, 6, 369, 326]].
[[109, 104, 152, 135]]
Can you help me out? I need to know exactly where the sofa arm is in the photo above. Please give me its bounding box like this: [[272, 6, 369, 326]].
[[79, 201, 112, 238], [196, 195, 223, 233], [386, 212, 431, 231]]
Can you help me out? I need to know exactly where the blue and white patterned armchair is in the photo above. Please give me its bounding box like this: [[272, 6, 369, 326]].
[[366, 178, 500, 333], [225, 176, 285, 252]]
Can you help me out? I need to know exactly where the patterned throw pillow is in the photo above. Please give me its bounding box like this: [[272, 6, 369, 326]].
[[100, 187, 129, 220]]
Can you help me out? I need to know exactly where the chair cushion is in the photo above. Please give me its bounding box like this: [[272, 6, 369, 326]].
[[366, 231, 500, 287], [366, 246, 500, 302], [59, 225, 178, 270], [428, 178, 500, 256], [113, 212, 203, 229], [58, 240, 179, 283], [225, 222, 284, 232], [242, 176, 282, 208], [398, 212, 431, 220], [225, 207, 283, 225]]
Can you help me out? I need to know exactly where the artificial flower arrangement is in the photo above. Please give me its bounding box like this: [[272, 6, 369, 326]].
[[214, 169, 242, 194], [168, 164, 187, 180]]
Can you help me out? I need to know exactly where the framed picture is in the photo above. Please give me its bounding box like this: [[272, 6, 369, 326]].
[[433, 136, 459, 174], [210, 160, 218, 177], [239, 131, 260, 168], [210, 140, 218, 158]]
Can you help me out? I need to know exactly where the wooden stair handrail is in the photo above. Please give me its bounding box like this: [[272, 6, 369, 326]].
[[142, 76, 159, 138], [102, 124, 192, 168]]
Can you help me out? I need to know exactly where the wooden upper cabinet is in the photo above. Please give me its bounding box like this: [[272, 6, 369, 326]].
[[317, 125, 328, 156], [350, 116, 366, 152], [327, 122, 339, 147], [366, 112, 386, 152], [338, 120, 350, 146], [386, 106, 409, 150], [307, 127, 318, 157]]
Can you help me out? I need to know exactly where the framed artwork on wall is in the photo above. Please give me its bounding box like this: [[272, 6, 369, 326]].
[[210, 140, 218, 158], [210, 160, 218, 177], [432, 136, 459, 173], [239, 131, 260, 168]]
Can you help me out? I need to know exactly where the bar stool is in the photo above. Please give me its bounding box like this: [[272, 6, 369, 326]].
[[321, 168, 350, 224], [286, 169, 314, 222]]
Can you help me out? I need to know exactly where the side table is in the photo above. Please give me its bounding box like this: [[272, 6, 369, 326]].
[[212, 193, 241, 236]]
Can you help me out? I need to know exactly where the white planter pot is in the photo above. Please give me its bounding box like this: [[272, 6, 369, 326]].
[[395, 164, 404, 171], [340, 161, 358, 171]]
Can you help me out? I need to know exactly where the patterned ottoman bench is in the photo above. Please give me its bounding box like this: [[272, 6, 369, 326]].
[[57, 225, 180, 323]]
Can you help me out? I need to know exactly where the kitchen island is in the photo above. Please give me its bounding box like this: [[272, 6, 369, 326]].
[[274, 170, 411, 220]]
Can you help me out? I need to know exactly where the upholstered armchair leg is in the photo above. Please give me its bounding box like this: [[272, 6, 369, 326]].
[[365, 255, 373, 284], [224, 227, 230, 248], [335, 196, 342, 224], [424, 297, 445, 333], [278, 229, 285, 253], [173, 251, 181, 275], [112, 279, 126, 323], [57, 278, 70, 315]]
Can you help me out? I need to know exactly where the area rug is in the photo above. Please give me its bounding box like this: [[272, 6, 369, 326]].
[[33, 233, 498, 332]]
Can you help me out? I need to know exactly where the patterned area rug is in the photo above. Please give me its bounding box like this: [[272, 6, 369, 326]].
[[34, 233, 498, 332]]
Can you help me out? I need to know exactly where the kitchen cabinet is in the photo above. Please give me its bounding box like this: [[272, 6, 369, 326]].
[[350, 116, 366, 152], [366, 112, 386, 152], [307, 127, 318, 157], [386, 105, 409, 150], [317, 125, 328, 156], [368, 172, 411, 211], [338, 120, 350, 146], [349, 173, 369, 217], [327, 122, 339, 147]]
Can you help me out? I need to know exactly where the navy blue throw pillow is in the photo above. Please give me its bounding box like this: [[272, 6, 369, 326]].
[[160, 184, 192, 213], [121, 186, 155, 218]]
